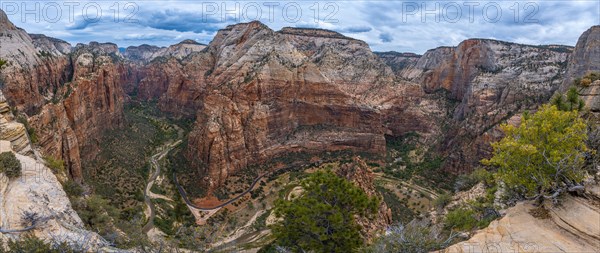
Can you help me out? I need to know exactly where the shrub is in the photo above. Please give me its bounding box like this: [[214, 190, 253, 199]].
[[44, 156, 66, 174], [363, 221, 455, 253], [551, 87, 585, 112], [63, 180, 84, 197], [454, 168, 494, 191], [574, 72, 600, 86], [0, 58, 7, 69], [444, 208, 478, 231], [433, 193, 452, 210], [0, 152, 22, 179], [1, 234, 77, 253]]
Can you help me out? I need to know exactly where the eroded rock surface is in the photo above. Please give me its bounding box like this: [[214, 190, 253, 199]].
[[441, 194, 600, 253]]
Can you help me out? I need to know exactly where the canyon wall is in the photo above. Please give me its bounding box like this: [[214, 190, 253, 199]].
[[383, 39, 572, 172], [133, 22, 440, 189], [2, 7, 597, 193], [0, 10, 128, 181], [133, 22, 574, 188]]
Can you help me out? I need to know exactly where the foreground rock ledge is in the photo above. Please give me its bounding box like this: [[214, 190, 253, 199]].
[[441, 192, 600, 253]]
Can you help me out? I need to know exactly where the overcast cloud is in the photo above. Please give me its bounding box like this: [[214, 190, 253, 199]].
[[1, 0, 598, 53]]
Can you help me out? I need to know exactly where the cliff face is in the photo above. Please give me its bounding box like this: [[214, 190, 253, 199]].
[[562, 26, 600, 91], [133, 22, 439, 189], [0, 140, 108, 250], [383, 40, 572, 172], [124, 39, 207, 64], [0, 93, 31, 155], [2, 5, 596, 197], [374, 51, 421, 78], [29, 43, 128, 180], [564, 26, 600, 112], [130, 22, 583, 189], [0, 11, 71, 116], [0, 11, 128, 181]]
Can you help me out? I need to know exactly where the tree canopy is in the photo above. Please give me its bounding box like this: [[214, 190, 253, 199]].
[[483, 104, 588, 202], [270, 170, 379, 252]]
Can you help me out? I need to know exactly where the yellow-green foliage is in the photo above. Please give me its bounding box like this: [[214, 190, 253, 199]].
[[574, 72, 600, 87], [483, 104, 588, 198], [44, 156, 65, 174], [0, 58, 7, 69]]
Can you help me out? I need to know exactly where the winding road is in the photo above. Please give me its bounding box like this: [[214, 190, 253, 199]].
[[142, 140, 182, 234], [173, 171, 268, 211], [173, 160, 325, 211]]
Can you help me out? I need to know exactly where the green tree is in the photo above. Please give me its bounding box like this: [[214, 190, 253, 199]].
[[483, 104, 588, 203], [552, 87, 585, 112], [271, 170, 379, 252], [0, 152, 22, 179]]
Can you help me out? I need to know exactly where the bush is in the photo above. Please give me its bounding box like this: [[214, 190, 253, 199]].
[[551, 87, 585, 112], [0, 58, 7, 69], [0, 152, 22, 179], [574, 72, 600, 87], [454, 168, 494, 192], [433, 193, 452, 210], [63, 180, 84, 197], [483, 104, 588, 203], [580, 78, 592, 87], [1, 234, 77, 253], [444, 208, 478, 231], [44, 156, 66, 174], [363, 221, 454, 253]]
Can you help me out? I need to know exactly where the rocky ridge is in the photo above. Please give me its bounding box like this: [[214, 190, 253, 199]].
[[383, 39, 572, 172], [124, 39, 207, 63], [0, 92, 107, 249], [1, 9, 131, 181]]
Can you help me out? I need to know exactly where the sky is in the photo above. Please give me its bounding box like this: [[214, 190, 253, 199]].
[[1, 0, 599, 54]]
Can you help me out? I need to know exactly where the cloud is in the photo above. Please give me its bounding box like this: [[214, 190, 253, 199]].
[[379, 32, 393, 42], [4, 1, 599, 52], [337, 26, 372, 33]]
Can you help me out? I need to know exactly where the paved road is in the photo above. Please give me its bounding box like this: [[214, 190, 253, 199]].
[[173, 170, 268, 211], [173, 160, 325, 211]]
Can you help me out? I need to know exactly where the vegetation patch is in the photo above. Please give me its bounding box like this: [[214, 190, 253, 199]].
[[375, 185, 415, 224], [573, 72, 600, 87], [528, 206, 551, 219], [0, 152, 21, 179], [383, 133, 454, 191]]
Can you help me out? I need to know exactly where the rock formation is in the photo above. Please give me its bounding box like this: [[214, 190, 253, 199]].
[[132, 22, 444, 190], [2, 4, 599, 212], [124, 39, 207, 64], [28, 42, 128, 180], [0, 140, 108, 250], [374, 51, 421, 78], [386, 39, 572, 173], [562, 26, 600, 91], [336, 158, 392, 241], [0, 90, 107, 250], [441, 190, 600, 253], [1, 10, 129, 181], [0, 92, 31, 155]]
